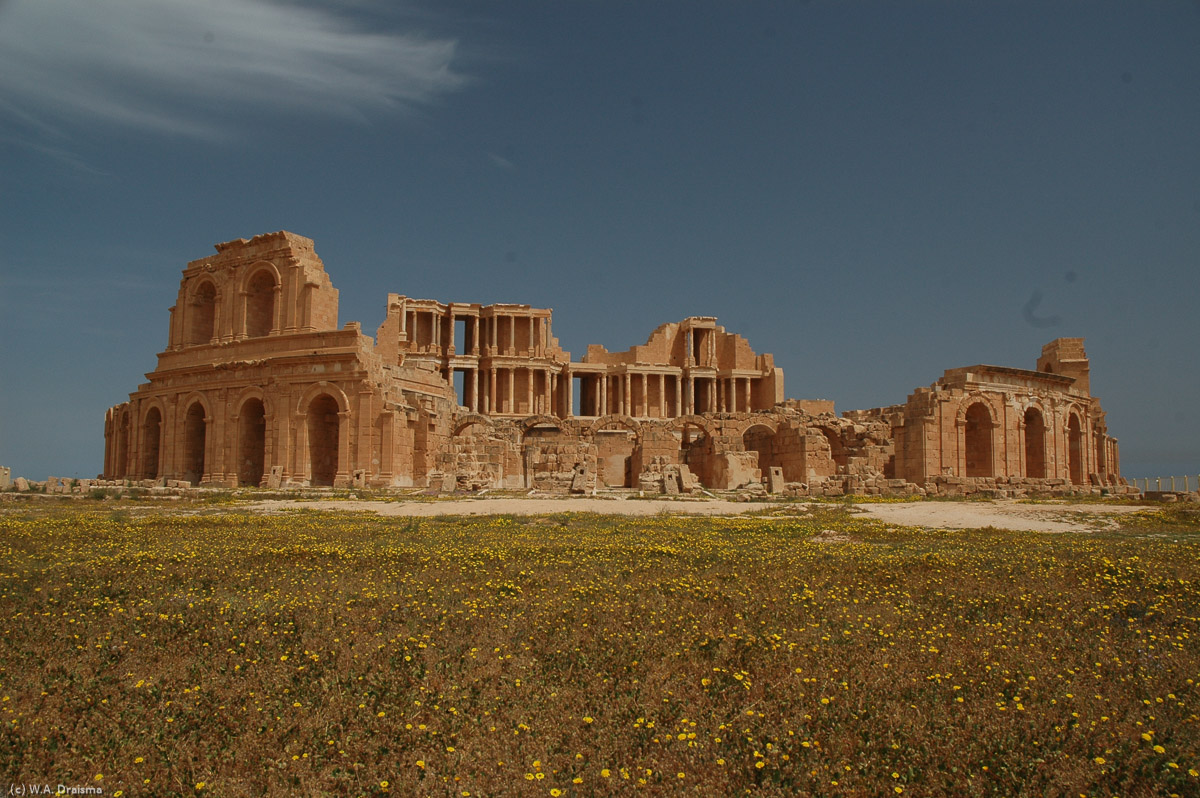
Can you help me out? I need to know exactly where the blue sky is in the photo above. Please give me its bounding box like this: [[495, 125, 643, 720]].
[[1, 0, 1197, 481]]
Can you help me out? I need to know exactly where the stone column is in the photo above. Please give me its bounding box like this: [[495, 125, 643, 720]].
[[507, 369, 515, 414], [472, 369, 481, 413], [623, 374, 632, 417], [674, 375, 682, 417], [526, 368, 534, 415], [509, 316, 516, 354], [336, 410, 352, 486]]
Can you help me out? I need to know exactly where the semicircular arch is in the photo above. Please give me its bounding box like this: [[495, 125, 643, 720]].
[[453, 414, 496, 436], [296, 382, 350, 416]]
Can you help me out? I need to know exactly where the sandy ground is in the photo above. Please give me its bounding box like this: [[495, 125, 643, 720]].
[[247, 496, 776, 518], [855, 500, 1147, 533], [245, 496, 1150, 533]]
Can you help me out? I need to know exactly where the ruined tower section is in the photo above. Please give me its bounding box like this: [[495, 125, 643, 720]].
[[891, 338, 1121, 493], [103, 232, 452, 489]]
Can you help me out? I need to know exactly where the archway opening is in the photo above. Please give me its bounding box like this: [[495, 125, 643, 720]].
[[238, 398, 266, 487], [818, 428, 848, 473], [1024, 407, 1046, 479], [308, 394, 340, 487], [245, 270, 276, 338], [743, 424, 778, 481], [187, 281, 217, 346], [184, 402, 207, 485], [964, 402, 993, 478], [141, 408, 162, 480], [1068, 414, 1083, 485]]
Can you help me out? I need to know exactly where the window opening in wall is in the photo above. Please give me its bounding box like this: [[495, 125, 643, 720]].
[[246, 271, 276, 338], [188, 282, 217, 346]]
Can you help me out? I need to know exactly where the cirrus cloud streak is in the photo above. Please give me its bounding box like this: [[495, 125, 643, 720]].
[[0, 0, 466, 139]]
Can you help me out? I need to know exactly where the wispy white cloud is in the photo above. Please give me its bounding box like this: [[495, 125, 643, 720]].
[[488, 152, 517, 171], [0, 0, 467, 140]]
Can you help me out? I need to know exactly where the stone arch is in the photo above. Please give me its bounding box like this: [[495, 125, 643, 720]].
[[140, 403, 164, 480], [667, 414, 718, 439], [452, 413, 495, 437], [742, 422, 780, 478], [587, 414, 642, 440], [962, 400, 995, 478], [296, 382, 350, 416], [236, 394, 268, 487], [186, 278, 218, 346], [1023, 404, 1047, 479], [243, 262, 280, 338], [182, 399, 209, 485], [519, 414, 570, 434], [591, 415, 640, 488], [733, 416, 779, 437], [1067, 410, 1084, 485]]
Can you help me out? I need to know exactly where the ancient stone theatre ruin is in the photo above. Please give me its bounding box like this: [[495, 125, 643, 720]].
[[103, 231, 1126, 497]]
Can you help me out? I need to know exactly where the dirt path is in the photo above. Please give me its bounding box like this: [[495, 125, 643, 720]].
[[244, 496, 1149, 532], [853, 500, 1147, 533], [247, 496, 776, 517]]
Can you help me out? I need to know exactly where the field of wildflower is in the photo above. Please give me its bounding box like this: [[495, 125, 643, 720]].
[[2, 499, 1198, 797]]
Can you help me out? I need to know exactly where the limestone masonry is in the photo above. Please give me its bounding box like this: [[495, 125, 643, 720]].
[[102, 231, 1126, 497]]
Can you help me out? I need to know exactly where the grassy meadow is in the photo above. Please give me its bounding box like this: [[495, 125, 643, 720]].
[[1, 499, 1199, 797]]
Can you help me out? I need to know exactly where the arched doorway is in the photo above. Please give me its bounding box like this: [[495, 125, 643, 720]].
[[188, 281, 217, 346], [141, 407, 162, 480], [1023, 407, 1046, 479], [308, 394, 340, 487], [245, 270, 276, 338], [964, 402, 993, 478], [183, 402, 207, 485], [238, 398, 266, 487], [1068, 414, 1083, 485]]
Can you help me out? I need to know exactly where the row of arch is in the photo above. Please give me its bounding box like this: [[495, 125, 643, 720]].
[[109, 386, 347, 487], [960, 400, 1092, 484], [183, 264, 281, 347]]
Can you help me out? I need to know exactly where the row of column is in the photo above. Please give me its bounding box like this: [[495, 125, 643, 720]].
[[403, 310, 550, 358], [451, 368, 758, 418]]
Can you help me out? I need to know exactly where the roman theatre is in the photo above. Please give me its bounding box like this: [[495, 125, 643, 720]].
[[103, 231, 1126, 497]]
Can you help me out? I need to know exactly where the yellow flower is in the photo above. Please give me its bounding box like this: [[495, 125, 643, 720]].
[[1094, 756, 1106, 765], [416, 760, 425, 769], [600, 769, 611, 778], [1154, 745, 1166, 754]]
